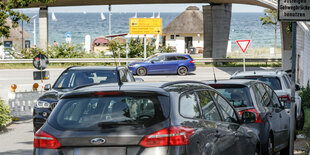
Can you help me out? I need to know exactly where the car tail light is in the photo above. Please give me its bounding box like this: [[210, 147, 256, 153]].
[[139, 126, 194, 147], [238, 108, 262, 123], [190, 60, 195, 63], [278, 95, 291, 102], [34, 130, 61, 149]]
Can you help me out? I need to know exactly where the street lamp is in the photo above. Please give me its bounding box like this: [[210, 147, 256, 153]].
[[31, 15, 37, 47]]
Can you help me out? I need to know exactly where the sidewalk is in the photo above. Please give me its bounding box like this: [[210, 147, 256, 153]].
[[0, 116, 33, 155]]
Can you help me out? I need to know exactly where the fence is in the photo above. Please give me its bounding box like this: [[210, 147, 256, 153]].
[[0, 58, 282, 64], [7, 91, 43, 117]]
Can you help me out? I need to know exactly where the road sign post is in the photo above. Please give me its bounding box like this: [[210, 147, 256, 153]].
[[278, 1, 310, 154], [236, 40, 251, 72], [65, 32, 71, 44], [129, 18, 162, 60]]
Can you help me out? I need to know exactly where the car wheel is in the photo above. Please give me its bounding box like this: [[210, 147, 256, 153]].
[[177, 66, 188, 76], [280, 136, 290, 155], [254, 145, 261, 155], [296, 107, 305, 130], [137, 67, 147, 76], [267, 136, 274, 155]]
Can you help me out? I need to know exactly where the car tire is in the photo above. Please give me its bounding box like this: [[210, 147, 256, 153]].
[[296, 107, 305, 130], [136, 67, 147, 76], [280, 137, 290, 155], [177, 66, 188, 76], [267, 136, 274, 155]]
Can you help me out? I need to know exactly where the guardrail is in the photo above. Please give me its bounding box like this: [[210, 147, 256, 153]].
[[0, 58, 282, 63]]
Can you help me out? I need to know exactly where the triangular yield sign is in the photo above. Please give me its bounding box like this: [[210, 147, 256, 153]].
[[236, 40, 251, 53]]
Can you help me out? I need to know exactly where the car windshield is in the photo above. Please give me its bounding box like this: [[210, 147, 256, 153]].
[[215, 87, 251, 108], [236, 77, 282, 90], [53, 70, 119, 89], [49, 95, 166, 130]]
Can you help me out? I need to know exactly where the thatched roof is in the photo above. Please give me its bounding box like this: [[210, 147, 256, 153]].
[[163, 6, 203, 34], [5, 18, 31, 39]]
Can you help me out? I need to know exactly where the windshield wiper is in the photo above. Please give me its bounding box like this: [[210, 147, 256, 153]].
[[54, 87, 70, 89]]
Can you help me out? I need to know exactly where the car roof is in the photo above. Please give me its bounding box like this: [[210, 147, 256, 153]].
[[61, 81, 212, 99], [203, 79, 259, 87], [157, 53, 189, 56], [231, 70, 286, 78], [67, 66, 125, 71]]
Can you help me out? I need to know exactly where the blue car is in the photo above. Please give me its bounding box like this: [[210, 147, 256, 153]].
[[128, 53, 196, 76]]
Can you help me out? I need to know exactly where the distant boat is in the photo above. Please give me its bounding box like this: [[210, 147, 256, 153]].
[[132, 12, 137, 18], [83, 11, 87, 14], [156, 12, 160, 18], [101, 12, 106, 20], [150, 12, 155, 18], [52, 12, 57, 21]]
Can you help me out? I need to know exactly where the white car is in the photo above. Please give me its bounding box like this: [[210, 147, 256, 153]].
[[231, 70, 305, 130]]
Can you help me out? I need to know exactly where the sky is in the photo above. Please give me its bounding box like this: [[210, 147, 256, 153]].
[[17, 4, 265, 13]]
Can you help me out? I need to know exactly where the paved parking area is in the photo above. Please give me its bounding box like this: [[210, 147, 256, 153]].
[[0, 67, 281, 155]]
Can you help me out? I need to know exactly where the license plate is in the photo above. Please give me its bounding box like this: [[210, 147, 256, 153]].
[[72, 147, 126, 155]]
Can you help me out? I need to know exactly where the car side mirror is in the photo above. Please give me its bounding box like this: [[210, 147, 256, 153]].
[[150, 60, 154, 64], [295, 84, 301, 91], [44, 84, 51, 91], [135, 77, 144, 82], [241, 111, 257, 123]]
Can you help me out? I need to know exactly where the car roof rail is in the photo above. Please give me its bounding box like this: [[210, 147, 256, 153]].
[[160, 80, 208, 88]]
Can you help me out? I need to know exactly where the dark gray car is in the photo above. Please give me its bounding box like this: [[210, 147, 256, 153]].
[[33, 66, 139, 132], [205, 79, 290, 155], [34, 81, 260, 155]]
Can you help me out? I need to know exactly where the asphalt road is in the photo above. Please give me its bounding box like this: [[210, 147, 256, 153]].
[[0, 66, 278, 155]]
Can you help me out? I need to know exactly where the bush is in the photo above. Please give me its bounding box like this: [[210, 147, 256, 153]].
[[161, 46, 175, 53], [300, 81, 310, 108], [0, 99, 11, 128]]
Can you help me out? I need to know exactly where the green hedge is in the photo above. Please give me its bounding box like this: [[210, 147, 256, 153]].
[[300, 81, 310, 109], [0, 99, 11, 128]]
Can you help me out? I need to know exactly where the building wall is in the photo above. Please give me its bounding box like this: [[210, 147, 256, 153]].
[[296, 24, 310, 87], [165, 33, 203, 53]]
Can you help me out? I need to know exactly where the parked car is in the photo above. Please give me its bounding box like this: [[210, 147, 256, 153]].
[[34, 81, 259, 155], [33, 66, 141, 132], [231, 70, 305, 130], [128, 53, 196, 76], [205, 79, 290, 155]]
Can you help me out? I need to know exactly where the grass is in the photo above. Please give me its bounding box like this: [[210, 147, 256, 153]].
[[298, 108, 310, 135]]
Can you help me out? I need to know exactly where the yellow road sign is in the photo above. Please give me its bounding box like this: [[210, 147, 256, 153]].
[[129, 18, 162, 35]]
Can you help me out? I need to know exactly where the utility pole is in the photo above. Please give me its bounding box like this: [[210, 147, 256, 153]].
[[22, 19, 24, 50], [289, 21, 297, 155], [108, 4, 112, 38]]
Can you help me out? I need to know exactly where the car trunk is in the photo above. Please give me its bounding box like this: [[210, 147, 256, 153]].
[[37, 91, 170, 154]]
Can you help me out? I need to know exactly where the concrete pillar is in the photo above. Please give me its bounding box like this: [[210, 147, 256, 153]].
[[280, 22, 292, 71], [39, 6, 48, 51], [203, 4, 232, 58]]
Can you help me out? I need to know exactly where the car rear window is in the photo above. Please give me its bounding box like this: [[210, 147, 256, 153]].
[[48, 94, 167, 130], [234, 76, 282, 90], [212, 85, 252, 108]]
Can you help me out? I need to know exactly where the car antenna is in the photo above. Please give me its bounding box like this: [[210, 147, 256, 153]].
[[213, 68, 217, 83]]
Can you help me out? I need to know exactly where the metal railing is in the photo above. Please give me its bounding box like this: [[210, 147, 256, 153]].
[[0, 58, 282, 64]]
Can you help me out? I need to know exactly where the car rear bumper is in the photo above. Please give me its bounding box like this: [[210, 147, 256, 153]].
[[35, 146, 188, 155], [128, 66, 138, 75]]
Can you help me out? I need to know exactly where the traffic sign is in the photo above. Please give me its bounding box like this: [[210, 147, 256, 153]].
[[129, 18, 162, 35], [65, 32, 71, 38], [33, 54, 49, 70], [278, 0, 310, 21], [236, 40, 251, 53]]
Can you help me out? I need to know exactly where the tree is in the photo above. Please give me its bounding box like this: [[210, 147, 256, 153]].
[[260, 9, 278, 50], [0, 0, 53, 39]]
